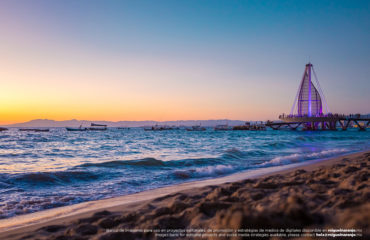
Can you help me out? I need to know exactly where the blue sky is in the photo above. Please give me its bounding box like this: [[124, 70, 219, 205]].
[[0, 0, 369, 123]]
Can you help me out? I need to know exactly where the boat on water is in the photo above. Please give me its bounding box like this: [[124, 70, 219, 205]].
[[88, 123, 107, 131], [186, 125, 206, 131], [144, 125, 178, 131], [66, 123, 108, 131], [19, 128, 49, 132], [233, 122, 266, 131], [88, 128, 107, 131], [66, 125, 87, 131], [250, 123, 266, 130], [0, 127, 8, 132], [233, 122, 251, 130], [91, 123, 107, 127]]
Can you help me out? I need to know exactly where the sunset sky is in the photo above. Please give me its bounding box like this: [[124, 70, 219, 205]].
[[1, 0, 369, 124]]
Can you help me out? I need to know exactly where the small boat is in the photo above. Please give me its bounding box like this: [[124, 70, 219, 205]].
[[233, 122, 266, 131], [250, 122, 266, 131], [144, 125, 177, 131], [88, 127, 107, 131], [66, 126, 87, 131], [88, 123, 107, 131], [0, 127, 8, 132], [186, 126, 206, 131], [19, 128, 49, 132], [117, 127, 130, 130], [233, 125, 250, 130], [233, 122, 251, 130], [91, 123, 107, 127]]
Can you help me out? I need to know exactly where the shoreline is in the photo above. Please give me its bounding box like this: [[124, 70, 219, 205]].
[[1, 150, 369, 239]]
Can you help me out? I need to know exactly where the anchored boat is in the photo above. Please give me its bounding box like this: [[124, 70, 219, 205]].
[[88, 123, 107, 131], [144, 125, 178, 131], [66, 125, 87, 131], [186, 125, 206, 131], [19, 128, 49, 132], [233, 122, 266, 131]]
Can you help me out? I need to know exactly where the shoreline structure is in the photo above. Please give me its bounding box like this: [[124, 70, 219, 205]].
[[1, 150, 369, 239]]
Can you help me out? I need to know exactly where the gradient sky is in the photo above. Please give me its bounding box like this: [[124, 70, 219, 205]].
[[1, 0, 369, 124]]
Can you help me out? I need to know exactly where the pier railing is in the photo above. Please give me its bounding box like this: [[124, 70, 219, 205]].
[[279, 113, 369, 120]]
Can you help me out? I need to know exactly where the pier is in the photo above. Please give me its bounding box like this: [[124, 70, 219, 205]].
[[267, 63, 368, 131], [266, 114, 370, 131]]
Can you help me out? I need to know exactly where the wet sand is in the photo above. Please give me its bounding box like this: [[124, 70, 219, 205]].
[[1, 150, 369, 239]]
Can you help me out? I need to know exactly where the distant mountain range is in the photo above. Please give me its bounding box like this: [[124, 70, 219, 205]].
[[3, 119, 255, 128]]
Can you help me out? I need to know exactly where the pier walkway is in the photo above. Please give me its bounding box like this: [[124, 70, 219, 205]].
[[266, 114, 370, 131]]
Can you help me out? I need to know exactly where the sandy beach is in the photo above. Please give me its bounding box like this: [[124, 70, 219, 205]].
[[1, 150, 369, 240]]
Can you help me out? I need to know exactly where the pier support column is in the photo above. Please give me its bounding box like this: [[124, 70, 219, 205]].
[[329, 121, 337, 130], [345, 120, 351, 130], [354, 120, 366, 131], [271, 125, 281, 130], [339, 120, 349, 131], [288, 123, 301, 130], [304, 122, 311, 130]]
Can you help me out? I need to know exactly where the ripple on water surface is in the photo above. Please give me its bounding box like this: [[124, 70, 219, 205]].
[[0, 127, 369, 218]]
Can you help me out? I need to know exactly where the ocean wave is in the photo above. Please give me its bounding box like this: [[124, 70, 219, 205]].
[[5, 171, 99, 186], [295, 136, 318, 142], [0, 128, 368, 220], [194, 164, 235, 177], [263, 148, 348, 166], [263, 142, 287, 147], [44, 152, 75, 158], [75, 157, 225, 169], [223, 148, 245, 159], [0, 152, 41, 158], [223, 148, 267, 160], [0, 135, 10, 139], [30, 136, 49, 142], [77, 158, 166, 168], [294, 135, 361, 142], [173, 164, 235, 179]]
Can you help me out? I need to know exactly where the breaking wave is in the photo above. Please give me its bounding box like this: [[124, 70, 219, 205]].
[[263, 148, 349, 166], [173, 164, 235, 179]]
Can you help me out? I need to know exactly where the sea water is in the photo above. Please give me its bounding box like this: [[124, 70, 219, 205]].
[[0, 127, 369, 219]]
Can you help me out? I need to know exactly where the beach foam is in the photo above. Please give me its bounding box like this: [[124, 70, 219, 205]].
[[264, 148, 348, 166]]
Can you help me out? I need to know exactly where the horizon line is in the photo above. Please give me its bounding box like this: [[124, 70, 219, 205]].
[[1, 118, 264, 127]]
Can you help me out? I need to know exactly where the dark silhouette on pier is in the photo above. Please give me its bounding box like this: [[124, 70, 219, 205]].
[[266, 63, 369, 131]]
